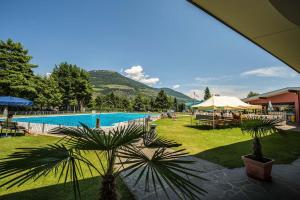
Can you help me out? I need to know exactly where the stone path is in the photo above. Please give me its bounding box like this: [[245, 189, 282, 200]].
[[278, 124, 300, 132], [122, 156, 300, 200]]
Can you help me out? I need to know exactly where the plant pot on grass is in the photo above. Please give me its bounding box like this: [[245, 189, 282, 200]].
[[240, 117, 281, 181]]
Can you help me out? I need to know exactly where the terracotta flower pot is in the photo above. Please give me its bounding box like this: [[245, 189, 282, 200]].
[[241, 154, 274, 181]]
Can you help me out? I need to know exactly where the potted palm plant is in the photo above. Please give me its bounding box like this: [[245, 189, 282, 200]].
[[0, 123, 206, 200], [241, 116, 281, 181]]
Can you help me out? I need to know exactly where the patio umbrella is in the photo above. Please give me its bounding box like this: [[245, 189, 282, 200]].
[[0, 96, 33, 117], [268, 101, 274, 112], [241, 103, 262, 110], [191, 95, 258, 110], [191, 95, 260, 128]]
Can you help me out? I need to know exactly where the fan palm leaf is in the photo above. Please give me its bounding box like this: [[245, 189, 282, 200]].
[[241, 117, 281, 138], [0, 144, 100, 199], [51, 123, 144, 151], [0, 123, 207, 200], [143, 127, 181, 148], [241, 116, 282, 160], [119, 146, 207, 200]]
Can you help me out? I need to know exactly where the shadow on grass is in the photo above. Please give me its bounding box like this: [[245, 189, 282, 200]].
[[0, 132, 25, 138], [194, 131, 300, 169], [0, 177, 133, 200]]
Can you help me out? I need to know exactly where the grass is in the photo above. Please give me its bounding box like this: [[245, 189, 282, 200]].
[[154, 116, 300, 168], [2, 116, 299, 198], [0, 135, 134, 200]]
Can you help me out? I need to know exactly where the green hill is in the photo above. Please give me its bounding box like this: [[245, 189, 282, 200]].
[[89, 70, 193, 102]]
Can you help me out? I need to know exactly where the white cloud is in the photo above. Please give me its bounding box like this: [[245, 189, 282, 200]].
[[140, 77, 160, 85], [172, 84, 180, 89], [194, 75, 232, 83], [185, 85, 250, 99], [241, 66, 298, 78], [124, 65, 159, 86], [194, 77, 217, 82]]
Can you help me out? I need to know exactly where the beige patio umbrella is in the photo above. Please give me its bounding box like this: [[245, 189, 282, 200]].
[[191, 95, 259, 109], [240, 103, 262, 110], [192, 95, 261, 127]]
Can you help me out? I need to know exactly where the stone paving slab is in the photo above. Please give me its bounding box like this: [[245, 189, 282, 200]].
[[121, 155, 224, 200], [122, 157, 300, 200], [292, 158, 300, 166], [278, 124, 300, 132]]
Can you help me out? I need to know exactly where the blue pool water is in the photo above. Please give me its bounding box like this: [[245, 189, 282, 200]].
[[12, 113, 153, 128]]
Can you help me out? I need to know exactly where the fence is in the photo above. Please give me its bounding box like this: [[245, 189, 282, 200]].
[[242, 112, 287, 125], [17, 115, 160, 134], [9, 110, 90, 116]]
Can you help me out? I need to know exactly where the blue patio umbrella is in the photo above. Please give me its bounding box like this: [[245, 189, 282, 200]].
[[0, 96, 33, 106], [0, 96, 33, 117]]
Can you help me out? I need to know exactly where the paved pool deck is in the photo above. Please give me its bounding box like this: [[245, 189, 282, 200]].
[[122, 156, 300, 200]]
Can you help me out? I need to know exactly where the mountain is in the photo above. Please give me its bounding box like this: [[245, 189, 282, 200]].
[[158, 87, 193, 101], [89, 70, 193, 102]]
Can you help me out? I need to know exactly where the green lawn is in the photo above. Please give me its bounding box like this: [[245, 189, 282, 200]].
[[155, 116, 300, 168], [0, 136, 134, 200], [2, 117, 300, 199]]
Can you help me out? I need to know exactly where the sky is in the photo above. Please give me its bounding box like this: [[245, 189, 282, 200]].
[[1, 0, 299, 99]]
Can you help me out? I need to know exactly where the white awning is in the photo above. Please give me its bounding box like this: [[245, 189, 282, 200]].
[[192, 95, 261, 110]]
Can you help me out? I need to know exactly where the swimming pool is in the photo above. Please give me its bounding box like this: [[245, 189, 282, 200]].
[[12, 113, 154, 128]]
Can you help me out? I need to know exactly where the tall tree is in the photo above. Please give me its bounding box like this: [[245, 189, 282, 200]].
[[121, 98, 130, 111], [47, 77, 63, 108], [51, 62, 93, 111], [95, 95, 103, 108], [0, 39, 37, 99], [155, 90, 169, 111], [34, 76, 62, 109], [173, 97, 178, 112], [178, 102, 186, 112], [74, 71, 93, 111], [149, 97, 156, 111], [69, 99, 78, 112], [133, 94, 144, 111], [107, 92, 117, 108], [247, 91, 259, 98], [203, 87, 212, 100]]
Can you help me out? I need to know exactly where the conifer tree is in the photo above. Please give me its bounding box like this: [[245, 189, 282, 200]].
[[133, 94, 144, 111], [0, 39, 37, 99], [51, 62, 93, 111], [155, 90, 169, 111], [204, 87, 212, 100], [247, 91, 259, 98], [173, 97, 178, 111]]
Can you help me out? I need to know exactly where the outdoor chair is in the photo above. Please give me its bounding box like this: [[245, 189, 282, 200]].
[[195, 114, 214, 126], [215, 119, 225, 127], [231, 114, 241, 126], [0, 121, 27, 137]]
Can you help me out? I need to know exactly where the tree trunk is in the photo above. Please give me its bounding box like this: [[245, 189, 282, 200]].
[[78, 100, 84, 112], [100, 174, 117, 200], [252, 137, 263, 161]]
